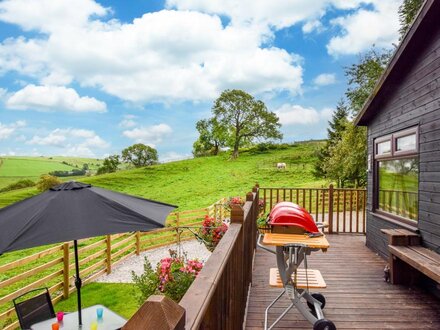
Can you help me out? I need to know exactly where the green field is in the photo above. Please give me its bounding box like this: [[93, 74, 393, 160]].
[[0, 156, 103, 190], [0, 141, 327, 328], [0, 141, 326, 210]]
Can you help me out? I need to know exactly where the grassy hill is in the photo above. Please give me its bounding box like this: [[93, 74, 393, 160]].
[[0, 141, 327, 210], [0, 156, 102, 189]]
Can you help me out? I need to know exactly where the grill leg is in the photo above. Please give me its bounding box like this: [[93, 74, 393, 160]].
[[264, 289, 294, 330]]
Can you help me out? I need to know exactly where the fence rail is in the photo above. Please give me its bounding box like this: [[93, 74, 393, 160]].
[[259, 185, 367, 234], [0, 199, 228, 330]]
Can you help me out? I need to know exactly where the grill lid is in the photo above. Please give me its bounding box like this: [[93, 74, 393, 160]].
[[269, 203, 319, 234]]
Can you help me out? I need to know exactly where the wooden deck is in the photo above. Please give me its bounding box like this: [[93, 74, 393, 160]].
[[245, 234, 440, 329]]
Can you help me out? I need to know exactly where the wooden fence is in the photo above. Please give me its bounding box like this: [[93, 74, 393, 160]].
[[259, 185, 367, 234], [0, 199, 227, 330], [124, 187, 259, 329]]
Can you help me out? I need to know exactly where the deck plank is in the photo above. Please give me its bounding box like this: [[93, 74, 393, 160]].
[[245, 234, 440, 329]]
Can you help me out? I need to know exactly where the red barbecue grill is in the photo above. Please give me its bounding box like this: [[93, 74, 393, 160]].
[[269, 202, 321, 235], [257, 202, 335, 330]]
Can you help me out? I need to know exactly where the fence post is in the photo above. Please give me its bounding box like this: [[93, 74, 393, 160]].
[[106, 235, 112, 274], [176, 212, 180, 246], [328, 184, 334, 234], [136, 231, 140, 255], [63, 243, 70, 298]]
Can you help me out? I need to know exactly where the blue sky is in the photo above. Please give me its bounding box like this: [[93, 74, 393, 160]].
[[0, 0, 402, 161]]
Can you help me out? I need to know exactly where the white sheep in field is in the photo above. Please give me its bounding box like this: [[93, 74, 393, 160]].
[[277, 162, 286, 170]]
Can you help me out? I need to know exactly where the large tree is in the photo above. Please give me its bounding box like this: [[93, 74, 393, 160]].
[[321, 0, 424, 187], [122, 143, 158, 167], [212, 89, 282, 158], [97, 155, 120, 175], [192, 118, 226, 157]]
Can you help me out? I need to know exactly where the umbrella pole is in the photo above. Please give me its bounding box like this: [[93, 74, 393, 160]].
[[74, 240, 83, 326]]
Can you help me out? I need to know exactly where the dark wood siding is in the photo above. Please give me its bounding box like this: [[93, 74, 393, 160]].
[[365, 18, 440, 257]]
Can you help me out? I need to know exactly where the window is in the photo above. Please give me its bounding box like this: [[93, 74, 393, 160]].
[[374, 127, 418, 223]]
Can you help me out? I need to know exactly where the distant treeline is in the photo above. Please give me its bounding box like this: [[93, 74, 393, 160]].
[[49, 169, 87, 177]]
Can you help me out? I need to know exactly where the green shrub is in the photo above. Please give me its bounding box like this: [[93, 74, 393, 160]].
[[132, 250, 203, 304], [0, 179, 35, 193], [36, 174, 62, 192]]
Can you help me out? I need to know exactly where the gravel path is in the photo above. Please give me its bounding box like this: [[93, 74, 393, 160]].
[[95, 239, 211, 283]]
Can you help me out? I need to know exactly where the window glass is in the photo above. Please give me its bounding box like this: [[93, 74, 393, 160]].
[[377, 140, 391, 155], [378, 158, 418, 221], [396, 134, 416, 152]]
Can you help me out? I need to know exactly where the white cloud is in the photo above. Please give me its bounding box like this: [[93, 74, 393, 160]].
[[123, 124, 173, 147], [313, 73, 336, 86], [27, 128, 109, 157], [327, 1, 401, 56], [275, 104, 332, 126], [119, 115, 138, 128], [0, 0, 108, 33], [302, 20, 324, 34], [166, 0, 365, 30], [0, 120, 26, 140], [160, 151, 192, 162], [6, 85, 107, 113], [0, 2, 304, 103]]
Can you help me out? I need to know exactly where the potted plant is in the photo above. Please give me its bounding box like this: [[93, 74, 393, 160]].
[[132, 250, 203, 303], [257, 215, 271, 234], [199, 215, 228, 252]]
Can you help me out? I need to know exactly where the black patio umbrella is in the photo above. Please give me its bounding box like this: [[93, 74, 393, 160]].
[[0, 181, 177, 326]]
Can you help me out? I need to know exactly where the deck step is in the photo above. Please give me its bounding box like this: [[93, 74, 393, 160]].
[[269, 268, 326, 288]]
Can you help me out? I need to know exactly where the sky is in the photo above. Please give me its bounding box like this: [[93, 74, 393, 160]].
[[0, 0, 402, 161]]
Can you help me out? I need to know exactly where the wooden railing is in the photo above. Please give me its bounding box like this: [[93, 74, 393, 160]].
[[0, 199, 228, 330], [125, 187, 259, 330], [259, 185, 367, 234]]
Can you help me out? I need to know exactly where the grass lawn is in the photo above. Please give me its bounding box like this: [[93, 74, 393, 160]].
[[54, 283, 139, 320], [0, 141, 327, 210], [0, 157, 102, 190]]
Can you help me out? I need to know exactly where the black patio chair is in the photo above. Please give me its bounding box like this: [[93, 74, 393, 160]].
[[13, 287, 55, 329]]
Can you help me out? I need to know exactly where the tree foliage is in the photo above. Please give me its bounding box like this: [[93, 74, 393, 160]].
[[212, 89, 282, 158], [324, 123, 367, 187], [314, 99, 349, 180], [36, 174, 61, 192], [345, 49, 392, 115], [192, 118, 226, 157], [398, 0, 423, 39], [122, 144, 158, 167], [97, 155, 120, 175]]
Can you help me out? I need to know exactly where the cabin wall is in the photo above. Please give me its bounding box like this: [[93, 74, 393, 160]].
[[365, 21, 440, 258]]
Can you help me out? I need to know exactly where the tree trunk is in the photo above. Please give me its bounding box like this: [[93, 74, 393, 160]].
[[213, 141, 219, 155], [232, 136, 240, 159], [232, 147, 239, 159]]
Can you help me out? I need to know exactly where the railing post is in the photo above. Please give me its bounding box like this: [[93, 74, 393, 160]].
[[328, 184, 334, 234], [136, 231, 140, 256], [230, 204, 244, 223], [63, 243, 70, 299], [122, 295, 185, 330], [106, 235, 112, 274]]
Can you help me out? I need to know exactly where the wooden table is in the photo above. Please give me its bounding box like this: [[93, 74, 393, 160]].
[[30, 304, 126, 330], [262, 233, 330, 251]]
